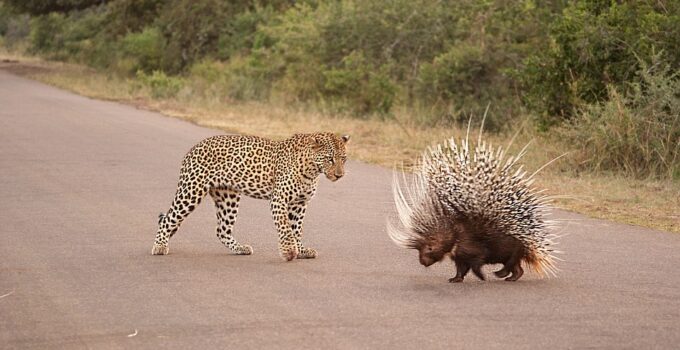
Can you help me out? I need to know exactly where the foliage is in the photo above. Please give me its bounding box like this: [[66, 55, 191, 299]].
[[0, 1, 9, 35], [105, 0, 164, 36], [562, 60, 680, 180], [27, 6, 110, 64], [4, 0, 104, 16], [28, 12, 67, 56], [0, 2, 30, 47], [119, 27, 164, 73], [321, 51, 396, 116], [136, 70, 183, 99], [522, 0, 680, 129], [216, 5, 277, 60], [188, 55, 274, 101], [155, 0, 247, 73]]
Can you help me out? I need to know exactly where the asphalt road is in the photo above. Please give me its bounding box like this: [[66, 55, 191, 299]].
[[1, 69, 679, 349]]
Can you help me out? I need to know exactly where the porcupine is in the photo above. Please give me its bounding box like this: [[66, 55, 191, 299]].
[[387, 127, 560, 283]]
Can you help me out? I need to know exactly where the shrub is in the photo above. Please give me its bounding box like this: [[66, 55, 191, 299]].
[[0, 2, 10, 35], [105, 0, 165, 36], [216, 5, 277, 60], [28, 7, 110, 64], [322, 51, 396, 116], [0, 3, 30, 48], [137, 70, 183, 99], [416, 43, 507, 127], [120, 27, 164, 73], [3, 0, 103, 16], [561, 60, 680, 179], [522, 1, 680, 128], [29, 12, 67, 56], [155, 0, 249, 73]]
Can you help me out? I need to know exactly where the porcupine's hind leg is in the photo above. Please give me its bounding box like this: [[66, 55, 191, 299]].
[[471, 262, 486, 281], [449, 260, 471, 283], [494, 266, 511, 279], [505, 264, 524, 281], [210, 188, 252, 255], [493, 247, 525, 281], [494, 247, 523, 279]]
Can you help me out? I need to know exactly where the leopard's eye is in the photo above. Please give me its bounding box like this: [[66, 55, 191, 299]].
[[329, 158, 335, 165]]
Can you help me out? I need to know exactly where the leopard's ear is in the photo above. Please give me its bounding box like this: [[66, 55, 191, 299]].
[[341, 134, 350, 144], [307, 136, 324, 151]]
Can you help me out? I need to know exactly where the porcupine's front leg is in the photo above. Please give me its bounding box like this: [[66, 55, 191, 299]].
[[271, 195, 299, 261], [288, 201, 317, 259], [449, 260, 470, 283]]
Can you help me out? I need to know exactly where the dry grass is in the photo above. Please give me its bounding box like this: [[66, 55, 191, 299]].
[[1, 53, 678, 233]]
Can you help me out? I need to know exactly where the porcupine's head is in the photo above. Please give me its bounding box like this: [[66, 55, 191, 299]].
[[387, 169, 457, 267]]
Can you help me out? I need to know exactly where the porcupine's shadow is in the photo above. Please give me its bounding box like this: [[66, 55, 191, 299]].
[[401, 265, 549, 294]]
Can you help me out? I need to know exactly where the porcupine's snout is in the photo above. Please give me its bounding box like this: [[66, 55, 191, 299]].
[[419, 254, 437, 267], [418, 245, 449, 267]]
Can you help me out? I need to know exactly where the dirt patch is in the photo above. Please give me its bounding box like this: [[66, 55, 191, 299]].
[[0, 59, 56, 76]]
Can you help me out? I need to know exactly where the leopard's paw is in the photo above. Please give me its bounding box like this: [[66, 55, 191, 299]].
[[234, 244, 253, 255], [151, 244, 169, 255], [297, 247, 317, 259], [279, 246, 299, 261]]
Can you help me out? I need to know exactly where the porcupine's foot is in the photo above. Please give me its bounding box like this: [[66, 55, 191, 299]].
[[494, 267, 510, 279], [297, 247, 317, 259], [505, 265, 524, 282], [151, 243, 169, 255], [450, 261, 470, 283]]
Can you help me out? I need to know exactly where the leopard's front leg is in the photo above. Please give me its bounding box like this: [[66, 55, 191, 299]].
[[271, 195, 299, 261], [288, 201, 317, 259]]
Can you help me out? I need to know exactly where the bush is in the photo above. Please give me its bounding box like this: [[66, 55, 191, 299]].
[[105, 0, 164, 36], [522, 1, 680, 128], [29, 12, 67, 56], [322, 51, 396, 116], [28, 7, 109, 64], [137, 70, 183, 99], [119, 27, 164, 73], [216, 5, 277, 60], [155, 0, 246, 73], [561, 60, 680, 179], [188, 55, 275, 102], [416, 43, 505, 127], [0, 2, 10, 35], [3, 0, 103, 16], [0, 3, 30, 48]]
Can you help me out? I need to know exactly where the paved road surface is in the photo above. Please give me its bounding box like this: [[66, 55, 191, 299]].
[[1, 69, 679, 349]]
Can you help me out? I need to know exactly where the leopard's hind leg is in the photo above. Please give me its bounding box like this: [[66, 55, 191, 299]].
[[210, 188, 252, 255], [152, 175, 207, 255]]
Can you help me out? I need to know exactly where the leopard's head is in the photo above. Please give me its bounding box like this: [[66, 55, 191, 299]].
[[308, 133, 350, 182]]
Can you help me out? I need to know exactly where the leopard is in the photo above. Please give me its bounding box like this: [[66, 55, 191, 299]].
[[151, 132, 350, 261]]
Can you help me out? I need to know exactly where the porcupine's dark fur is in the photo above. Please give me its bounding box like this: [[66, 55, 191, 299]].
[[387, 131, 560, 283]]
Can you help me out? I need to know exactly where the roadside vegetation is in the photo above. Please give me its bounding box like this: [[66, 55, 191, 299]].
[[0, 0, 678, 232]]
